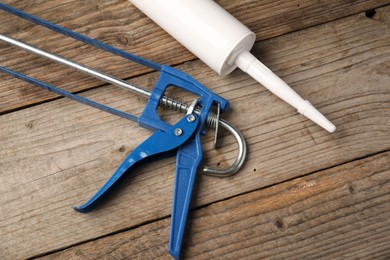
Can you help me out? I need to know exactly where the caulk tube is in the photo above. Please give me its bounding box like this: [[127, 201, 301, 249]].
[[129, 0, 336, 133]]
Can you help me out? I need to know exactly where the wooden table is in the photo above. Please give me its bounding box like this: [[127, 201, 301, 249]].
[[1, 1, 389, 259]]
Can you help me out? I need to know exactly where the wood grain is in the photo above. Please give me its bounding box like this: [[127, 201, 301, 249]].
[[0, 0, 388, 113], [39, 151, 390, 259], [0, 5, 389, 260]]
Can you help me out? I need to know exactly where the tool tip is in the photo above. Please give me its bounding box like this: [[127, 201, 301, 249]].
[[326, 123, 336, 133], [299, 101, 336, 133], [169, 248, 180, 259], [73, 206, 89, 213]]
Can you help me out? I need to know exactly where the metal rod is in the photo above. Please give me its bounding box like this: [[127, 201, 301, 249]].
[[0, 34, 151, 97]]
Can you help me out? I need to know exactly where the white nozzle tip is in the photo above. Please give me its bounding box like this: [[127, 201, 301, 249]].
[[323, 121, 336, 133], [235, 52, 336, 133], [299, 101, 336, 133]]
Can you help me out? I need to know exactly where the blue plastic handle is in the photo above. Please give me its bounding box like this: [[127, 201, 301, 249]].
[[74, 114, 199, 213], [169, 133, 202, 259]]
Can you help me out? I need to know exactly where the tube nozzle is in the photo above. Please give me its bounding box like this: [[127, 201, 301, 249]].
[[236, 51, 335, 133]]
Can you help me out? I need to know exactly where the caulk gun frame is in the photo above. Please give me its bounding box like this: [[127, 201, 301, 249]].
[[0, 34, 246, 177]]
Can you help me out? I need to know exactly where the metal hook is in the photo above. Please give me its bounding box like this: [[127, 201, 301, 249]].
[[184, 99, 246, 176], [203, 118, 247, 176]]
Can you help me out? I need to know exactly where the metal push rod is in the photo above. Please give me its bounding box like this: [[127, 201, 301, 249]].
[[0, 34, 150, 97]]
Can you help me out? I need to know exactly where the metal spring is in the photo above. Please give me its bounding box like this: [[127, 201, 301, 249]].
[[206, 112, 218, 128], [159, 96, 189, 114], [160, 95, 219, 128]]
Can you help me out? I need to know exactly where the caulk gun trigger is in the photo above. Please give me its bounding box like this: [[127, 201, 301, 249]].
[[73, 114, 199, 213]]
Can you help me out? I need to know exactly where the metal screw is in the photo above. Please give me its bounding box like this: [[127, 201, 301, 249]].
[[187, 115, 195, 122], [174, 128, 183, 136]]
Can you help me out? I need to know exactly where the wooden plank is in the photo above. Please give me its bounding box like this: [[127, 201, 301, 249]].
[[39, 151, 390, 259], [1, 6, 390, 259], [0, 0, 388, 113]]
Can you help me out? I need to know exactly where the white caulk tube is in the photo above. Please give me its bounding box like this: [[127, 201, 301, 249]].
[[129, 0, 336, 133]]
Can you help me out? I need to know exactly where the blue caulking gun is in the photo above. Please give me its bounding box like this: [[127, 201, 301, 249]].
[[0, 3, 246, 259]]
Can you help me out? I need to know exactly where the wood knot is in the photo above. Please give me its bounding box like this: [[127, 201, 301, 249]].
[[25, 121, 34, 129], [119, 145, 126, 153], [365, 9, 376, 19], [348, 184, 356, 194], [116, 34, 129, 45], [275, 217, 285, 230]]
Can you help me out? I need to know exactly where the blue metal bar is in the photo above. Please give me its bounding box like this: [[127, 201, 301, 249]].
[[0, 66, 138, 123], [0, 3, 162, 71]]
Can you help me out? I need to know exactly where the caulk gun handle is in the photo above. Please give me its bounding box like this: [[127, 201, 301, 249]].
[[169, 133, 203, 259], [74, 114, 199, 213]]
